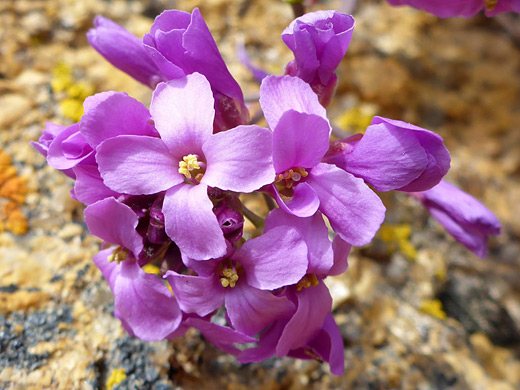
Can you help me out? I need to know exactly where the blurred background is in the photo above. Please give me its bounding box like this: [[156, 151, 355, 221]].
[[0, 0, 519, 389]]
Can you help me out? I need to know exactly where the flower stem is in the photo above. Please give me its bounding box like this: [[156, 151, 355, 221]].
[[263, 193, 276, 211], [289, 2, 305, 18], [242, 205, 264, 229]]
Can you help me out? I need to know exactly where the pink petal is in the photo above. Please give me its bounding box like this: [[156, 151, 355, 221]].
[[265, 209, 333, 275], [238, 321, 286, 363], [272, 110, 330, 173], [329, 235, 351, 276], [202, 125, 275, 192], [259, 75, 329, 131], [225, 283, 294, 336], [371, 117, 450, 192], [272, 182, 320, 218], [84, 197, 143, 257], [114, 260, 182, 341], [47, 123, 93, 170], [73, 164, 119, 205], [151, 73, 214, 157], [306, 163, 386, 246], [96, 135, 182, 195], [276, 281, 332, 356], [185, 316, 256, 356], [164, 271, 224, 316], [80, 92, 157, 148], [183, 8, 245, 102], [163, 183, 227, 260], [237, 226, 308, 290], [341, 122, 428, 191]]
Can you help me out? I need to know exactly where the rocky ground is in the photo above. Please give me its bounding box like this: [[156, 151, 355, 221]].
[[1, 0, 519, 389]]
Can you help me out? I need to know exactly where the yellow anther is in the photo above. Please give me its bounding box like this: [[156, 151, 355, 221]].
[[296, 274, 319, 291], [178, 154, 201, 179], [219, 266, 239, 288], [220, 278, 230, 288], [275, 167, 308, 190], [107, 246, 130, 264]]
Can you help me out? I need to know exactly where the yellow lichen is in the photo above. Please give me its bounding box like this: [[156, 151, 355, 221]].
[[0, 150, 28, 235], [420, 299, 447, 320], [106, 368, 127, 390], [379, 223, 418, 261], [51, 63, 94, 122], [58, 99, 84, 122], [336, 104, 377, 135]]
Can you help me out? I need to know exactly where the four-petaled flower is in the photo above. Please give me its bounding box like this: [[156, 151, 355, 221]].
[[96, 73, 275, 260]]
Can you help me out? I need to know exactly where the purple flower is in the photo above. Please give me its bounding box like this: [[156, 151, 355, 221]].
[[238, 219, 351, 375], [69, 91, 159, 205], [165, 226, 308, 336], [31, 122, 77, 178], [324, 116, 451, 192], [87, 16, 164, 88], [95, 73, 275, 260], [86, 197, 182, 341], [45, 123, 92, 174], [409, 180, 501, 258], [282, 11, 355, 106], [88, 8, 249, 131], [287, 313, 345, 376], [386, 0, 520, 17], [260, 75, 385, 247], [31, 122, 65, 157]]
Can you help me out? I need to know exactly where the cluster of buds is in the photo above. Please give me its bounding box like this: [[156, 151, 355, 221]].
[[33, 8, 500, 374]]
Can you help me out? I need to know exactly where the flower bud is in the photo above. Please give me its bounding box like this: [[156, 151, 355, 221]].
[[282, 11, 354, 106], [213, 196, 244, 243], [87, 16, 164, 88], [409, 180, 501, 258]]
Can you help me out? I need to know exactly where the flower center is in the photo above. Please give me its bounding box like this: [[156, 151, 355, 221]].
[[484, 0, 498, 11], [178, 154, 205, 182], [107, 246, 130, 264], [274, 167, 308, 201], [218, 260, 242, 288], [295, 274, 319, 291], [275, 167, 308, 189]]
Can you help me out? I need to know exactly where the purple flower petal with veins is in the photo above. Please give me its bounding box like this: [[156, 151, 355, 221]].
[[93, 249, 181, 341], [324, 116, 451, 192], [166, 226, 307, 335], [84, 197, 143, 257], [96, 73, 275, 259], [260, 75, 385, 245], [409, 180, 501, 257], [87, 16, 164, 88]]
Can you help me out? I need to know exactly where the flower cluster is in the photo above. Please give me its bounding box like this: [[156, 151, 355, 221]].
[[33, 8, 499, 374], [387, 0, 520, 18]]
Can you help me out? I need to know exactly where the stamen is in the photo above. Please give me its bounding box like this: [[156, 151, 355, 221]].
[[296, 274, 319, 291], [107, 246, 130, 264], [218, 261, 241, 288], [275, 167, 308, 190], [178, 154, 202, 179]]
